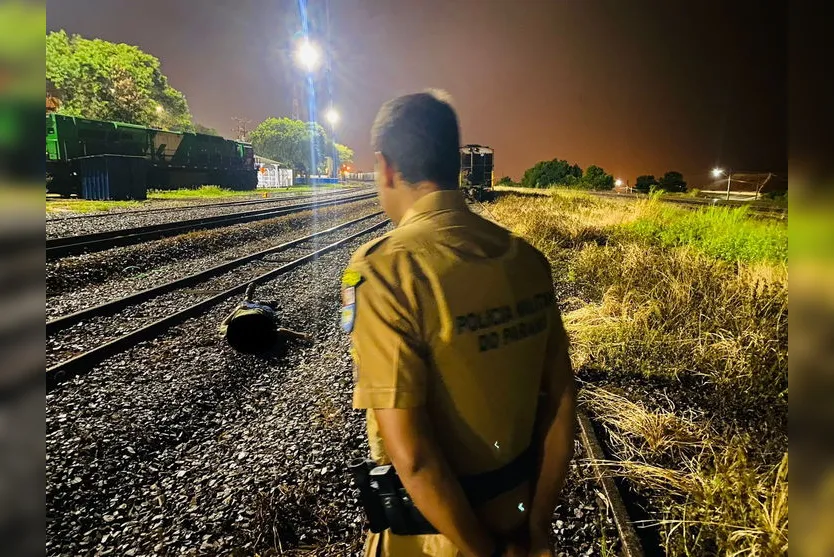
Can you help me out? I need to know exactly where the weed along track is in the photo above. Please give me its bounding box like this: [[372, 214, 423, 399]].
[[489, 189, 789, 555]]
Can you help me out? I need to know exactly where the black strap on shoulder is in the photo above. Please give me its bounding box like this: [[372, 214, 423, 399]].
[[457, 445, 536, 508]]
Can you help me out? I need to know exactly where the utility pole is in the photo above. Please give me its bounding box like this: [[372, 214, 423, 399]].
[[292, 91, 301, 120], [725, 171, 732, 201], [756, 172, 773, 200], [231, 117, 252, 142]]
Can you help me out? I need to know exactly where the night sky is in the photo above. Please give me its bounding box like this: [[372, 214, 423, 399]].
[[47, 0, 786, 185]]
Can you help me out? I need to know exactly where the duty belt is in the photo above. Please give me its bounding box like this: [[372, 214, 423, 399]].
[[349, 445, 536, 536]]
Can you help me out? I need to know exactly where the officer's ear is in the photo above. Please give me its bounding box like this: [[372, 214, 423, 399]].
[[374, 151, 395, 190]]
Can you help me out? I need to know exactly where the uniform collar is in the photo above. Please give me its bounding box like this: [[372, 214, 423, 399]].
[[398, 189, 469, 227]]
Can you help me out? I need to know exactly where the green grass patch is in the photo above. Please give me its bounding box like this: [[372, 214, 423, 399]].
[[146, 185, 340, 199], [46, 199, 144, 214], [619, 204, 787, 263], [147, 183, 357, 199]]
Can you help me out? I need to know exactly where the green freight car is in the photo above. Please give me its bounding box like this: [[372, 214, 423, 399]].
[[46, 113, 257, 200]]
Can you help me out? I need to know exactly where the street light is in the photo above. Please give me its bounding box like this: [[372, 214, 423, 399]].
[[712, 167, 732, 200], [615, 178, 623, 187], [325, 107, 339, 126], [295, 39, 321, 72], [323, 107, 340, 179]]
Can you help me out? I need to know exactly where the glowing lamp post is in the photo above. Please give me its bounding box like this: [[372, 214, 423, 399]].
[[712, 167, 732, 200], [324, 107, 340, 178], [295, 40, 321, 73], [325, 108, 339, 126]]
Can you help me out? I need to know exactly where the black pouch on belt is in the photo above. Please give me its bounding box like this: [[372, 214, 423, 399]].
[[348, 458, 389, 533], [351, 446, 535, 536]]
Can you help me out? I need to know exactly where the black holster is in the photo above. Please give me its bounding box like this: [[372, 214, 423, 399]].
[[348, 445, 535, 537], [348, 458, 438, 535]]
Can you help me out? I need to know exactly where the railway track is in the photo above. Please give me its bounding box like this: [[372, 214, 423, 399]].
[[578, 412, 646, 557], [45, 187, 359, 222], [494, 187, 786, 219], [588, 190, 787, 218], [46, 191, 378, 260], [45, 197, 649, 554], [46, 211, 389, 391]]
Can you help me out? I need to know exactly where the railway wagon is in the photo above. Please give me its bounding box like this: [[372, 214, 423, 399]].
[[459, 144, 495, 201], [46, 113, 257, 199]]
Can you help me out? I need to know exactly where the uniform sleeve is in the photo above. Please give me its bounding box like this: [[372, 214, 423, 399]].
[[350, 255, 429, 410]]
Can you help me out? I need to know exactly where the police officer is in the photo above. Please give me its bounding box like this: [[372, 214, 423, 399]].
[[342, 91, 577, 557]]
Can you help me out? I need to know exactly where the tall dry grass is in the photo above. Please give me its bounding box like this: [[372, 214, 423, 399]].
[[581, 386, 788, 556], [489, 190, 788, 555]]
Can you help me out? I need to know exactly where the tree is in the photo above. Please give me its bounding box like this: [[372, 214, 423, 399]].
[[249, 117, 333, 176], [658, 171, 687, 193], [335, 143, 354, 166], [520, 158, 583, 188], [495, 176, 513, 186], [194, 123, 220, 136], [46, 30, 193, 130], [635, 175, 658, 193], [580, 165, 615, 190]]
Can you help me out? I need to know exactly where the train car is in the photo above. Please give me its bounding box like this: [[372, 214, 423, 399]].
[[46, 113, 257, 199], [459, 144, 495, 201]]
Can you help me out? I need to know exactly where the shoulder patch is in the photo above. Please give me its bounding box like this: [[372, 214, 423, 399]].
[[342, 268, 364, 288], [340, 302, 356, 333], [340, 268, 362, 334]]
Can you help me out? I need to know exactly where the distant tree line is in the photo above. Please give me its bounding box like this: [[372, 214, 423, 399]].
[[519, 158, 615, 190], [634, 172, 687, 193], [511, 156, 688, 193]]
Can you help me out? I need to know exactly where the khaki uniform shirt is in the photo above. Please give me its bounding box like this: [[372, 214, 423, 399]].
[[342, 190, 569, 557]]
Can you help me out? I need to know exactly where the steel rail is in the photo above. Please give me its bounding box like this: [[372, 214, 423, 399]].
[[577, 411, 646, 557], [46, 218, 390, 391], [45, 187, 360, 221], [46, 211, 384, 335], [46, 192, 377, 259]]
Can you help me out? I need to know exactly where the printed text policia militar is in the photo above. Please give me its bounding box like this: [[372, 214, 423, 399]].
[[454, 291, 555, 352]]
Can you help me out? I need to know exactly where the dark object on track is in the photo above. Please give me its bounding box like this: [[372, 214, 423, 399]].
[[46, 113, 257, 200], [45, 219, 390, 391], [459, 144, 496, 202], [219, 283, 311, 354]]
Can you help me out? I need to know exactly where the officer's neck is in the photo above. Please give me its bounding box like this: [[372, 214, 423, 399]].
[[392, 180, 443, 226]]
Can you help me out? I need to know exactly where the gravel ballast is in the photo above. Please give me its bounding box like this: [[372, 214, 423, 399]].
[[46, 216, 389, 369], [47, 199, 382, 303], [46, 228, 620, 556], [45, 189, 364, 238]]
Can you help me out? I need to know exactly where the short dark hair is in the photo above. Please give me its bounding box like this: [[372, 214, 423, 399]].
[[371, 90, 460, 189]]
